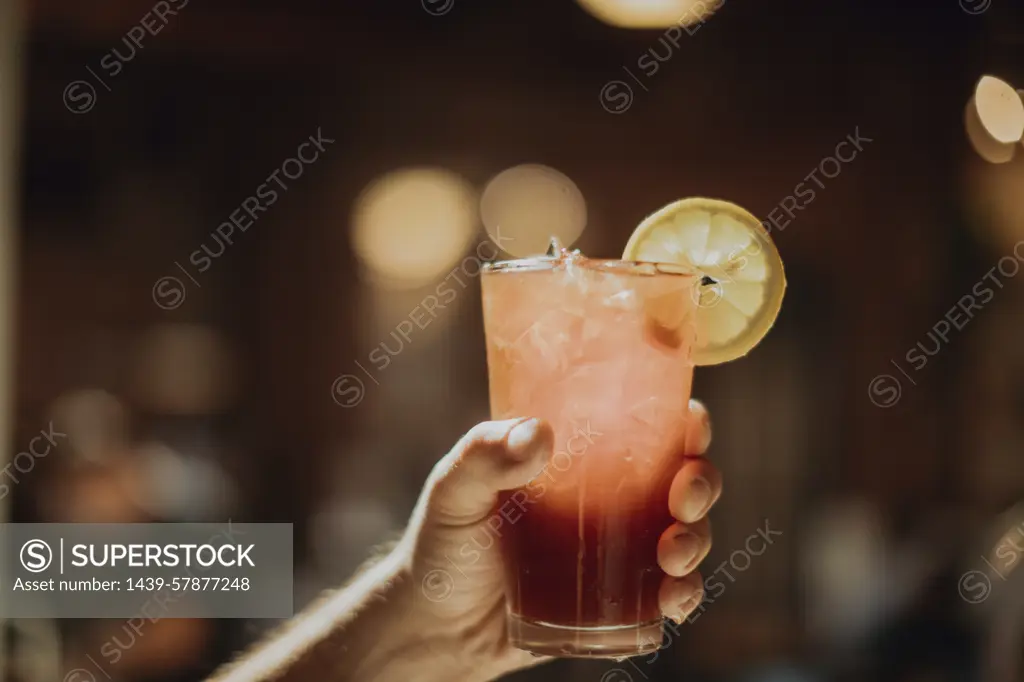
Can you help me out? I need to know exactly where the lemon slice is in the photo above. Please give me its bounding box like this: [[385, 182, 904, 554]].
[[623, 197, 785, 366]]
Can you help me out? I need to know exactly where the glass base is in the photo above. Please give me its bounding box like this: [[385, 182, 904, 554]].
[[507, 614, 664, 658]]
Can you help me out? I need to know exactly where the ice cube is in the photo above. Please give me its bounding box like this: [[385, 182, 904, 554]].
[[510, 309, 585, 375], [627, 396, 662, 428], [605, 290, 638, 310]]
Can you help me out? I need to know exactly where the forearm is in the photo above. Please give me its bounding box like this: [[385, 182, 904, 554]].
[[205, 417, 561, 682], [207, 541, 440, 682]]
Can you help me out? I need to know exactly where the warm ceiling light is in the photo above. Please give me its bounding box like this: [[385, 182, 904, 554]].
[[965, 95, 1017, 164], [576, 0, 719, 28], [480, 164, 587, 258], [974, 75, 1024, 144], [352, 168, 477, 288]]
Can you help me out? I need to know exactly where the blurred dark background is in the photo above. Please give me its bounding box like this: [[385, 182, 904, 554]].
[[2, 0, 1024, 680]]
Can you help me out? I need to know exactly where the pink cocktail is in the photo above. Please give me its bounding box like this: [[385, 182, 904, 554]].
[[480, 252, 698, 658]]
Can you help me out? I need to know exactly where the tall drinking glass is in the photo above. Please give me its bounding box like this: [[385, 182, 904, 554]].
[[480, 253, 698, 658]]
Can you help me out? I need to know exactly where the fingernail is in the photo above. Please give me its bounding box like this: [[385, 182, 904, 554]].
[[679, 590, 704, 617], [507, 418, 543, 461], [687, 406, 711, 454], [683, 477, 712, 522], [674, 531, 701, 568]]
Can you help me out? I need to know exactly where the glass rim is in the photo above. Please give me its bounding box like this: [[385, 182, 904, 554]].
[[481, 256, 699, 278]]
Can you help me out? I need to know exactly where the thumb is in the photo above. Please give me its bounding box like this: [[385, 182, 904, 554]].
[[425, 418, 553, 526]]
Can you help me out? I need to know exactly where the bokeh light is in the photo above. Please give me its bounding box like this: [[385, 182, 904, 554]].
[[974, 75, 1024, 144], [965, 95, 1017, 164], [352, 168, 477, 288], [133, 443, 237, 520], [47, 389, 129, 463], [480, 164, 587, 258], [1020, 89, 1024, 151], [965, 151, 1024, 249], [576, 0, 720, 29]]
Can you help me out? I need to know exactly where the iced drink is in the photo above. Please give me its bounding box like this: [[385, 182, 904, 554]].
[[480, 252, 698, 657]]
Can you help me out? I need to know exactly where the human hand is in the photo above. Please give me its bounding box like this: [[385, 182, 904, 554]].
[[398, 399, 720, 682], [206, 401, 719, 682]]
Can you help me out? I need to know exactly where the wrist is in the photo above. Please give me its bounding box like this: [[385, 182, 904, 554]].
[[356, 554, 513, 682], [341, 547, 471, 682]]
